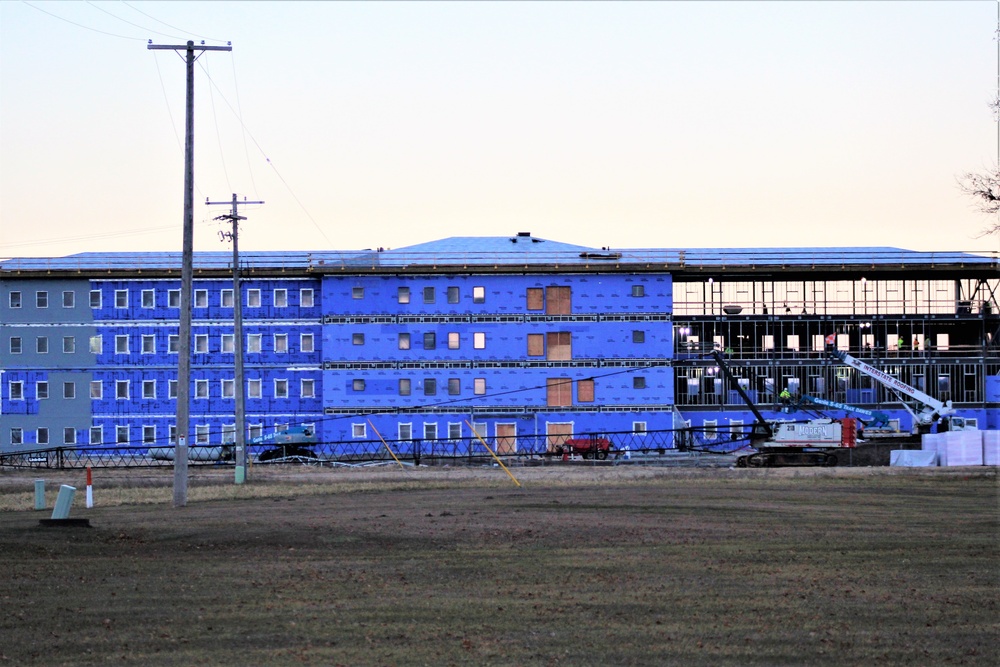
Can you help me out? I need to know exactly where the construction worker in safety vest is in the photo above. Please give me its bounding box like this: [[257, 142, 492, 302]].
[[779, 387, 792, 406]]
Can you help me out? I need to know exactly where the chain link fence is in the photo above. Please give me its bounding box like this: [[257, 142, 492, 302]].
[[0, 427, 750, 470]]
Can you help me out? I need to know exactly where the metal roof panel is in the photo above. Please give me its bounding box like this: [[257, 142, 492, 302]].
[[1, 239, 995, 273]]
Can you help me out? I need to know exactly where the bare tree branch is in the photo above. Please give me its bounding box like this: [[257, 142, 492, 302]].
[[957, 168, 1000, 237]]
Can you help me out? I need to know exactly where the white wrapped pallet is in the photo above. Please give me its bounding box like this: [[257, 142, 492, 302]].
[[937, 431, 984, 467], [890, 450, 938, 467], [983, 431, 1000, 466], [921, 432, 944, 455]]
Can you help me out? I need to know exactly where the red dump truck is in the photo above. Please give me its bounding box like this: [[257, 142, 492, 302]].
[[554, 437, 612, 460]]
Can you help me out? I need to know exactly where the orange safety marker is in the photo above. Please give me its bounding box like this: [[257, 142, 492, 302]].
[[366, 420, 406, 469], [85, 466, 93, 508], [465, 420, 521, 487]]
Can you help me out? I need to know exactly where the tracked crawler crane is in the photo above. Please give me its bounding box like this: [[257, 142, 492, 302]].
[[709, 351, 857, 467]]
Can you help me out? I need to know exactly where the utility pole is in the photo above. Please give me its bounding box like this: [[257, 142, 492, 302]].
[[207, 194, 264, 485], [148, 40, 232, 507]]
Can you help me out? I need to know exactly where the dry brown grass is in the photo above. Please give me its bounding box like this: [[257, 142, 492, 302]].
[[1, 465, 996, 666]]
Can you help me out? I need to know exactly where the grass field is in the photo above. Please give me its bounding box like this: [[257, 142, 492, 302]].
[[1, 465, 997, 666]]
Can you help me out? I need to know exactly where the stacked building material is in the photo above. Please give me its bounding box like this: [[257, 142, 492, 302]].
[[889, 449, 937, 466], [921, 431, 985, 466], [983, 431, 999, 466]]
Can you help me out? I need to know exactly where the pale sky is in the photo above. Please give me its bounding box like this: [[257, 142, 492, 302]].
[[1, 1, 998, 258]]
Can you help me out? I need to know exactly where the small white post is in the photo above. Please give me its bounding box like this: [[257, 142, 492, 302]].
[[34, 479, 46, 510], [51, 485, 76, 520]]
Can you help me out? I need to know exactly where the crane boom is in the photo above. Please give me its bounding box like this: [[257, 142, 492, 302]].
[[799, 395, 890, 427], [828, 348, 953, 425], [709, 350, 773, 441]]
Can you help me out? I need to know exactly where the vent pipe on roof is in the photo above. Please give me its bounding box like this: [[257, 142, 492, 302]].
[[512, 231, 542, 243]]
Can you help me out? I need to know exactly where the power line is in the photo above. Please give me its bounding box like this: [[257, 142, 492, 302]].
[[90, 364, 664, 450], [24, 0, 332, 251], [230, 51, 260, 195], [98, 363, 669, 450], [204, 57, 233, 193], [152, 51, 183, 157], [149, 50, 217, 201], [0, 219, 218, 251], [263, 159, 336, 248], [195, 60, 336, 248], [121, 1, 229, 44], [25, 0, 229, 44], [299, 364, 660, 431], [23, 0, 145, 40], [83, 0, 182, 40]]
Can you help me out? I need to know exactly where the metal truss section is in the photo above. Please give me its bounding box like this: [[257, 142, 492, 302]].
[[396, 315, 467, 324], [470, 314, 527, 323], [469, 406, 529, 415], [520, 360, 602, 368], [600, 359, 671, 367], [324, 407, 389, 415], [397, 361, 472, 369], [600, 314, 673, 322], [323, 403, 676, 416], [323, 359, 668, 370], [471, 361, 530, 368], [320, 313, 670, 325], [525, 314, 599, 323], [323, 315, 396, 324]]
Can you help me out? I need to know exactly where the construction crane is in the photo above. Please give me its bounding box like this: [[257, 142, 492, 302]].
[[709, 350, 856, 467], [827, 347, 972, 433]]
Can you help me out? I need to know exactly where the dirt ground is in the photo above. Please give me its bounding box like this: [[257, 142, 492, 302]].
[[1, 463, 997, 666]]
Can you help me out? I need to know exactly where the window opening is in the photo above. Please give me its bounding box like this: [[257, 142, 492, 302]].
[[546, 286, 571, 315], [526, 288, 543, 310], [527, 334, 544, 356], [546, 377, 572, 407], [301, 378, 315, 398], [547, 332, 571, 360]]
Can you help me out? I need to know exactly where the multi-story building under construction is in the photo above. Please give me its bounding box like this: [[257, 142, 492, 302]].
[[1, 233, 997, 457]]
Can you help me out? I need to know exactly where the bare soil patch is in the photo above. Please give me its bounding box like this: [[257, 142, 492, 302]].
[[1, 465, 997, 666]]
